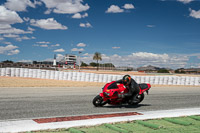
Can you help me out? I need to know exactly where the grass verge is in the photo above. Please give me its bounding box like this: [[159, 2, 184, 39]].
[[25, 115, 200, 133]]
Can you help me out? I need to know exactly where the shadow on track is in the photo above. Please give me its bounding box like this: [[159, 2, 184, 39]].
[[97, 104, 151, 108]]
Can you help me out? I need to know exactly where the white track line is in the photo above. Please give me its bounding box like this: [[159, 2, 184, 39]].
[[0, 107, 200, 133]]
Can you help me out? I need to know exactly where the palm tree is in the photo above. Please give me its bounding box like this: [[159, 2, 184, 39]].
[[93, 52, 102, 71]]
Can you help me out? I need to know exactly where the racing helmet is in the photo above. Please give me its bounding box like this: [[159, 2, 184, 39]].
[[122, 75, 131, 85]]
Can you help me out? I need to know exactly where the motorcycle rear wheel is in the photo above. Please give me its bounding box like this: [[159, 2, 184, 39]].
[[93, 95, 107, 107], [129, 93, 144, 105]]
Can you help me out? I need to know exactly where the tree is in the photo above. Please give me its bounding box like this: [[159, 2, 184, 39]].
[[81, 62, 88, 67], [175, 69, 186, 74], [157, 69, 169, 73], [104, 63, 115, 68], [33, 61, 38, 64], [89, 62, 98, 67], [2, 60, 13, 63], [93, 52, 102, 71]]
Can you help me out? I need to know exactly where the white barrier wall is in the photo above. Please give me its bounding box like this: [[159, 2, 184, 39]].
[[0, 68, 200, 86]]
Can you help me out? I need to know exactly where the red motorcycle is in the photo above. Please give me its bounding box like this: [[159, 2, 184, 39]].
[[93, 81, 151, 107]]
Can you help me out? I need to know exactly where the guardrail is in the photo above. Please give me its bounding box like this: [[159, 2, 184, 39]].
[[0, 68, 200, 86]]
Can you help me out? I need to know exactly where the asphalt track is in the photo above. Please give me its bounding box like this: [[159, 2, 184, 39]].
[[0, 86, 200, 121]]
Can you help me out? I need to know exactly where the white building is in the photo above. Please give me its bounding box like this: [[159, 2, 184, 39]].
[[64, 54, 77, 68]]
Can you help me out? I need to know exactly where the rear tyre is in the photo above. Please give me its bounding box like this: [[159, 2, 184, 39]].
[[129, 93, 145, 105], [93, 95, 106, 107]]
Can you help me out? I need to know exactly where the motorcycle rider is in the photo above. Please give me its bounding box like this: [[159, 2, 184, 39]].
[[116, 75, 140, 104]]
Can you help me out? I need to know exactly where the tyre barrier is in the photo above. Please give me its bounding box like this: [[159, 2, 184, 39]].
[[0, 68, 200, 86], [98, 74, 103, 82], [89, 73, 95, 82], [80, 72, 86, 82]]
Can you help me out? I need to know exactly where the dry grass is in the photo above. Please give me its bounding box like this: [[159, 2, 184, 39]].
[[0, 76, 198, 87], [0, 76, 105, 87]]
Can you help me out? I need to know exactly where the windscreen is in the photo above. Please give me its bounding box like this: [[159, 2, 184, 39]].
[[107, 82, 118, 89]]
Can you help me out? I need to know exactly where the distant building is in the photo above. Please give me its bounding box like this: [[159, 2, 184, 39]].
[[63, 54, 77, 68]]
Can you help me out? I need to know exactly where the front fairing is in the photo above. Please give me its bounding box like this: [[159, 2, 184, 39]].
[[102, 83, 128, 99]]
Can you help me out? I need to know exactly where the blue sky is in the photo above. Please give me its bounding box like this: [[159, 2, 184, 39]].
[[0, 0, 200, 69]]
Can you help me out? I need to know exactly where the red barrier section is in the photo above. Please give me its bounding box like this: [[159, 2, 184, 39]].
[[33, 112, 142, 124]]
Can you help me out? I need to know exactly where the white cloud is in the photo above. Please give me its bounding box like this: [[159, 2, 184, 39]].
[[21, 36, 30, 40], [127, 52, 188, 68], [0, 6, 30, 35], [34, 0, 42, 6], [36, 41, 50, 44], [45, 54, 65, 62], [16, 38, 22, 41], [80, 52, 190, 69], [3, 42, 12, 45], [71, 48, 84, 52], [51, 44, 60, 47], [77, 43, 86, 47], [0, 44, 20, 55], [40, 44, 48, 47], [83, 53, 89, 56], [33, 44, 49, 47], [80, 23, 85, 27], [41, 0, 90, 14], [80, 22, 92, 28], [27, 27, 35, 32], [18, 59, 32, 63], [31, 36, 36, 39], [30, 18, 68, 30], [112, 47, 120, 49], [44, 9, 52, 14], [54, 48, 65, 52], [44, 54, 64, 62], [7, 49, 20, 55], [106, 5, 124, 13], [72, 13, 82, 19], [72, 13, 88, 19], [33, 44, 39, 47], [3, 34, 19, 38], [82, 13, 88, 18], [23, 17, 30, 22], [4, 0, 37, 12], [56, 54, 64, 61], [3, 34, 34, 41], [0, 6, 23, 24], [123, 4, 135, 9], [0, 24, 31, 35], [147, 25, 155, 28], [15, 36, 33, 41], [0, 37, 4, 40], [131, 52, 169, 60], [177, 0, 193, 4], [189, 8, 200, 19], [85, 22, 92, 27]]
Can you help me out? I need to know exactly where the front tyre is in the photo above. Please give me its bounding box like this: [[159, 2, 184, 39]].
[[93, 95, 106, 107]]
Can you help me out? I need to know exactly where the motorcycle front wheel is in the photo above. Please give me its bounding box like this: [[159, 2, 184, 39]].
[[93, 95, 107, 107]]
